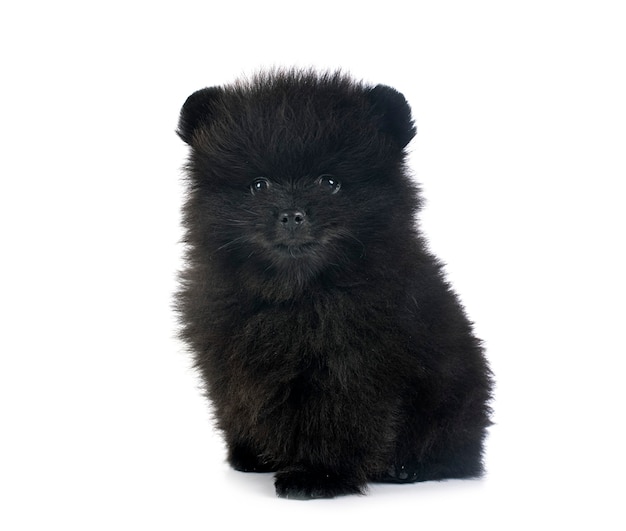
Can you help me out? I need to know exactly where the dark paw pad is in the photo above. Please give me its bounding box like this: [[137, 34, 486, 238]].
[[379, 463, 420, 483], [274, 469, 363, 500]]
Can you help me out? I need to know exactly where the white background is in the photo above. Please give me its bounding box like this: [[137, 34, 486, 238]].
[[1, 1, 625, 529]]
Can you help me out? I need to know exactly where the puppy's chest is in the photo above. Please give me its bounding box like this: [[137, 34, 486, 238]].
[[238, 301, 346, 361], [223, 295, 389, 368], [217, 295, 413, 411]]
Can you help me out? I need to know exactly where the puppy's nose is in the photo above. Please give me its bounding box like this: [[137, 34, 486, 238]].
[[279, 209, 306, 230]]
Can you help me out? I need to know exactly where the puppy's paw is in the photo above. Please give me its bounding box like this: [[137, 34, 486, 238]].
[[228, 445, 276, 473], [274, 468, 364, 500]]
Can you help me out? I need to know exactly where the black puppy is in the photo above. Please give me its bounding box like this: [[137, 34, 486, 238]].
[[176, 69, 492, 499]]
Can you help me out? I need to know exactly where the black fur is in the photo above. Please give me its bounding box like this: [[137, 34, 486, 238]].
[[176, 69, 492, 499]]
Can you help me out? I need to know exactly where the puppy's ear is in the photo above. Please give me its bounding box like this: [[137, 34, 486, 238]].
[[177, 86, 223, 145], [367, 85, 416, 149]]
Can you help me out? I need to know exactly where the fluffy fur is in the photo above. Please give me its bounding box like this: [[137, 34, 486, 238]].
[[176, 69, 492, 499]]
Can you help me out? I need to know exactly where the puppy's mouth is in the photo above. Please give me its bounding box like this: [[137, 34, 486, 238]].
[[273, 242, 319, 258]]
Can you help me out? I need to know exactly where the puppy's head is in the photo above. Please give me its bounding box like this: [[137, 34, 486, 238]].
[[179, 70, 418, 299]]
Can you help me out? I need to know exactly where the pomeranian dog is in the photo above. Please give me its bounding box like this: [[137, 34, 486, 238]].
[[176, 69, 492, 499]]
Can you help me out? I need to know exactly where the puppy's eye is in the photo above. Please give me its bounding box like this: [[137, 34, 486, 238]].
[[317, 174, 341, 194], [250, 178, 270, 195]]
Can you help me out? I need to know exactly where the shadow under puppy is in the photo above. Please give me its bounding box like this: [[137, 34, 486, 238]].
[[176, 69, 493, 499]]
